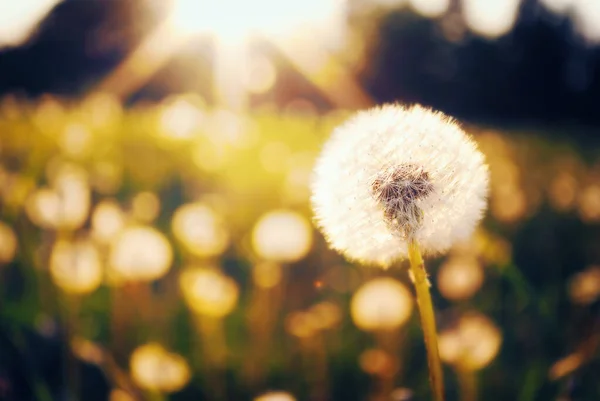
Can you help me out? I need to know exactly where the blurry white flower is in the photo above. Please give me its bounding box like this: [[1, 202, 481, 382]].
[[311, 104, 489, 266]]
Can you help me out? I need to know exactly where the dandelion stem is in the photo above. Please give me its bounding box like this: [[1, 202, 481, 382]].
[[456, 366, 477, 401], [408, 238, 445, 401]]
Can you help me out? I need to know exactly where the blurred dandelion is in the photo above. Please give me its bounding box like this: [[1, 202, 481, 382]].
[[109, 389, 136, 401], [70, 337, 104, 365], [0, 221, 17, 264], [59, 123, 93, 158], [108, 226, 173, 284], [568, 266, 600, 305], [438, 312, 501, 401], [252, 210, 312, 263], [286, 311, 319, 339], [408, 0, 449, 18], [90, 160, 123, 195], [351, 278, 413, 331], [312, 104, 489, 401], [130, 343, 191, 393], [351, 279, 412, 401], [461, 0, 521, 39], [49, 238, 102, 295], [130, 191, 161, 223], [172, 202, 230, 258], [252, 261, 282, 289], [0, 171, 35, 211], [390, 387, 414, 401], [309, 301, 342, 331], [26, 164, 90, 230], [179, 267, 239, 318], [548, 172, 577, 211], [578, 184, 600, 222], [438, 312, 502, 371], [359, 347, 401, 400], [179, 266, 238, 393], [254, 391, 297, 401], [159, 98, 203, 140], [91, 200, 125, 243], [437, 255, 484, 301], [359, 348, 398, 377]]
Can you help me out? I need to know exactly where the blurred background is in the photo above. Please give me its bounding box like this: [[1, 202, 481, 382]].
[[0, 1, 599, 401]]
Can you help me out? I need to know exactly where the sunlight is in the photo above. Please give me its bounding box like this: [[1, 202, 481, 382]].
[[169, 0, 344, 43], [0, 0, 61, 48]]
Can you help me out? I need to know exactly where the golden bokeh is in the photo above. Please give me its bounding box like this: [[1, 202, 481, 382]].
[[71, 337, 104, 365], [109, 389, 136, 401], [252, 210, 312, 263], [108, 226, 173, 283], [491, 185, 527, 223], [549, 352, 584, 380], [359, 348, 398, 377], [324, 264, 361, 293], [252, 261, 283, 289], [159, 98, 203, 140], [91, 199, 125, 243], [285, 311, 319, 339], [244, 55, 277, 94], [130, 343, 191, 393], [568, 266, 600, 305], [131, 191, 161, 223], [350, 278, 413, 332], [548, 172, 577, 211], [171, 202, 230, 258], [437, 255, 484, 300], [26, 164, 90, 230], [49, 238, 102, 295], [254, 391, 297, 401], [59, 123, 93, 158], [90, 160, 123, 195], [578, 184, 600, 222], [309, 301, 342, 330], [0, 221, 17, 264], [0, 171, 35, 210], [438, 312, 502, 371], [179, 267, 239, 318]]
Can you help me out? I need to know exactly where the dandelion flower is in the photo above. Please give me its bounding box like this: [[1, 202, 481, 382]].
[[311, 104, 489, 266]]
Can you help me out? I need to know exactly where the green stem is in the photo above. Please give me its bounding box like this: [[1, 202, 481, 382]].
[[63, 295, 80, 401], [408, 239, 445, 401], [456, 366, 477, 401], [146, 390, 167, 401]]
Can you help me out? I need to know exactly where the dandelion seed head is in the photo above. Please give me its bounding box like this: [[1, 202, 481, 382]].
[[311, 104, 489, 266]]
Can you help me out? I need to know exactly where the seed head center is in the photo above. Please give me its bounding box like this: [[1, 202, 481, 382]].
[[371, 163, 433, 237]]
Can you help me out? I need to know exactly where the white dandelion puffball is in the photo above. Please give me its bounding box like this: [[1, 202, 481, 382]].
[[311, 104, 489, 266]]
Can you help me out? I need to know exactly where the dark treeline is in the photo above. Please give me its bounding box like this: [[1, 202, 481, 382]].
[[1, 0, 600, 130]]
